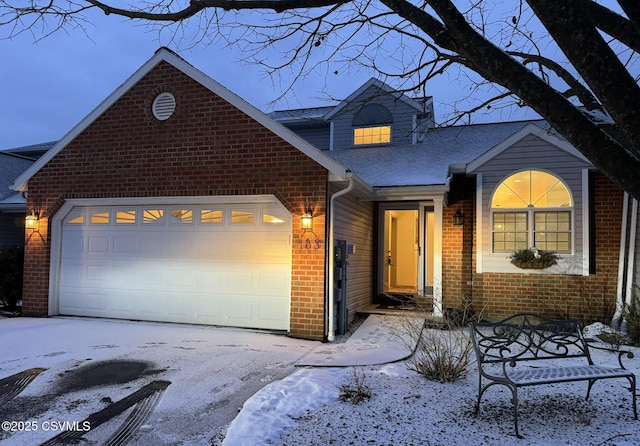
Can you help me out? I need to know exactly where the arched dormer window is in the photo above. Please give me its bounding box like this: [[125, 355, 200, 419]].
[[352, 103, 392, 145], [491, 170, 573, 253]]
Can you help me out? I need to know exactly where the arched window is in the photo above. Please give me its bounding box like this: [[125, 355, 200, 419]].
[[352, 103, 393, 145], [491, 170, 572, 253]]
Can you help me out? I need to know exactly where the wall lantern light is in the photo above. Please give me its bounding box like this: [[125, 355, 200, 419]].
[[300, 203, 313, 231], [453, 209, 464, 226], [25, 210, 39, 231]]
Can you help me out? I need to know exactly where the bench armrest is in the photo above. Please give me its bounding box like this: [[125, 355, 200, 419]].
[[587, 342, 635, 369]]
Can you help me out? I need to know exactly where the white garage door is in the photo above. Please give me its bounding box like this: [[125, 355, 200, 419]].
[[57, 199, 292, 330]]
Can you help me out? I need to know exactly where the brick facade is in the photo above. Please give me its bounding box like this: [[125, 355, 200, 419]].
[[443, 172, 623, 324], [23, 61, 329, 340]]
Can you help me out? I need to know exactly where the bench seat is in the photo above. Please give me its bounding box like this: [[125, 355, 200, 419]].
[[507, 364, 633, 385], [471, 313, 637, 438]]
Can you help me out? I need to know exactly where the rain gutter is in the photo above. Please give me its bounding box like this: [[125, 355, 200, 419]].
[[327, 173, 354, 342]]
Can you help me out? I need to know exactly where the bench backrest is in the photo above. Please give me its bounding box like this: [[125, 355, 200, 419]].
[[471, 313, 592, 365]]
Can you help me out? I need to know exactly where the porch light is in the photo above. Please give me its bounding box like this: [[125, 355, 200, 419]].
[[25, 210, 39, 231], [453, 209, 464, 226], [300, 204, 313, 231]]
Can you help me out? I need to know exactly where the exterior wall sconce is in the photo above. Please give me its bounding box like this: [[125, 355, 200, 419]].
[[25, 210, 40, 231], [453, 209, 464, 226], [300, 203, 313, 231]]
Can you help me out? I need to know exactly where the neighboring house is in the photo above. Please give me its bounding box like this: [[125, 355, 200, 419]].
[[11, 48, 639, 341], [0, 143, 53, 247]]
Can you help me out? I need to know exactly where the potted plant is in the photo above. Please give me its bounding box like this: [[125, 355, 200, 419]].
[[509, 247, 559, 269]]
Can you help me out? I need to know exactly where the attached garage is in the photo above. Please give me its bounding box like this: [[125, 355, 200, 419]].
[[50, 196, 292, 330], [14, 48, 347, 340]]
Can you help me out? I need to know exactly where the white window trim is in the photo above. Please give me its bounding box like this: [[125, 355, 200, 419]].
[[352, 125, 392, 146], [490, 208, 574, 255], [480, 170, 587, 275]]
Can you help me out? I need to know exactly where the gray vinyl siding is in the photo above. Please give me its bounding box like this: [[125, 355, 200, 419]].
[[473, 135, 592, 274], [330, 85, 420, 150], [331, 181, 375, 321], [283, 123, 330, 150]]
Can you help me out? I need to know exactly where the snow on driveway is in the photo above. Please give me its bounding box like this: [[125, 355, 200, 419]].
[[0, 316, 318, 445]]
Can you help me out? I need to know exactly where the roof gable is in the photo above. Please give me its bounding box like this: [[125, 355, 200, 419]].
[[323, 78, 426, 121], [12, 48, 350, 192], [466, 123, 591, 172]]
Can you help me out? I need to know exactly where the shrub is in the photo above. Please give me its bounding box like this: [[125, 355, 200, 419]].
[[0, 246, 24, 311], [397, 300, 477, 383], [338, 367, 371, 404], [623, 286, 640, 346]]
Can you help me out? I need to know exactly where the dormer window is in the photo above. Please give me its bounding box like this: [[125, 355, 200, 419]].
[[352, 103, 393, 146], [354, 126, 391, 145]]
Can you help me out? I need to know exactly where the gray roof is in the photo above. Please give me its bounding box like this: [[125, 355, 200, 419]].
[[1, 142, 54, 207], [327, 120, 547, 187], [0, 152, 34, 203], [268, 106, 334, 123], [2, 141, 56, 160]]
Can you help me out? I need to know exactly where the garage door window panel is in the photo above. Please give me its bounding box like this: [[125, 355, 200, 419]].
[[116, 210, 137, 224], [65, 209, 85, 225], [231, 209, 255, 224], [90, 210, 110, 225], [170, 209, 193, 224], [200, 209, 223, 224], [143, 209, 164, 224], [263, 207, 288, 225]]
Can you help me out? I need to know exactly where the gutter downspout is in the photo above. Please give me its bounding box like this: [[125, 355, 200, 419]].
[[327, 173, 354, 342], [614, 193, 630, 328], [625, 199, 638, 313]]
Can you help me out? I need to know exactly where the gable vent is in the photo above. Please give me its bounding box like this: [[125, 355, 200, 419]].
[[152, 92, 176, 121]]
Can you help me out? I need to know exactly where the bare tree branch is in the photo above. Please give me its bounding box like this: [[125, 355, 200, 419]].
[[2, 0, 640, 197]]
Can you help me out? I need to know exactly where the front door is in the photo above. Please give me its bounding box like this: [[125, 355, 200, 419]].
[[382, 209, 419, 295], [379, 203, 436, 306]]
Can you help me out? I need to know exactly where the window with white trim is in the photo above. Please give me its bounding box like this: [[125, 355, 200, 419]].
[[491, 170, 572, 253], [352, 103, 393, 146]]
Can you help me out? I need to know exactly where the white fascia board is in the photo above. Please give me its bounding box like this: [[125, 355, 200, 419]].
[[466, 123, 592, 173], [11, 48, 350, 192], [359, 184, 448, 201]]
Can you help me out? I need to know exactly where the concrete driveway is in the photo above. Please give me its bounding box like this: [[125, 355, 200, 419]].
[[0, 317, 319, 445]]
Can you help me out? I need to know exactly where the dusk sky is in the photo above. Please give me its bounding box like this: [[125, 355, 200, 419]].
[[1, 7, 537, 151]]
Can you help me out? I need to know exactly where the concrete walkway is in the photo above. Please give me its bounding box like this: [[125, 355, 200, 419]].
[[297, 314, 421, 367]]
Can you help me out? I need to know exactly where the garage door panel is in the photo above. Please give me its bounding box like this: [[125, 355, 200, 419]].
[[86, 264, 110, 282], [61, 235, 84, 255], [258, 270, 292, 295], [140, 238, 164, 257], [58, 201, 292, 330], [258, 298, 290, 322], [113, 235, 137, 255], [194, 297, 222, 319], [163, 267, 193, 287], [87, 236, 110, 254]]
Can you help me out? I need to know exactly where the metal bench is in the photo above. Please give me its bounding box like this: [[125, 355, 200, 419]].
[[470, 313, 637, 437]]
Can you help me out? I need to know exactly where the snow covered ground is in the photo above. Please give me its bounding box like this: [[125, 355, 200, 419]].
[[216, 325, 640, 446], [0, 316, 318, 445], [2, 314, 639, 445]]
